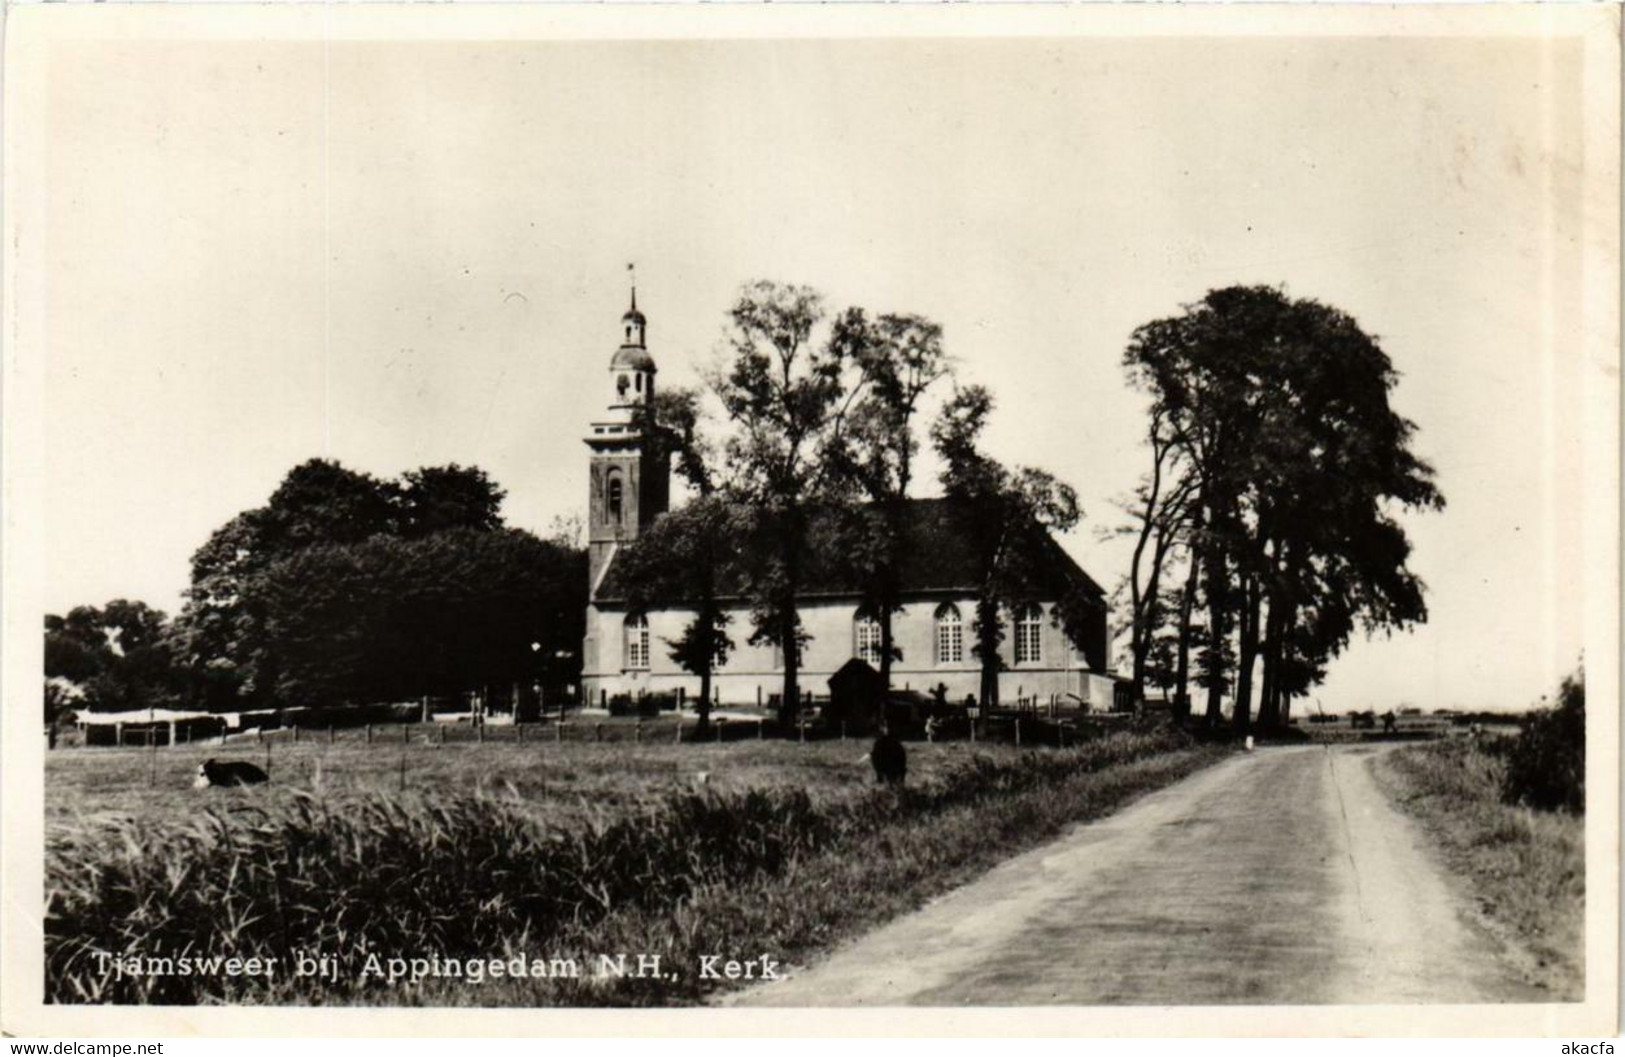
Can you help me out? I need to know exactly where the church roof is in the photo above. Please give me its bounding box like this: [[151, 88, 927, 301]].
[[594, 496, 1106, 606]]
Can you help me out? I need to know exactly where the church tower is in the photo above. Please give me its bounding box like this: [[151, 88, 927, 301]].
[[584, 275, 670, 597]]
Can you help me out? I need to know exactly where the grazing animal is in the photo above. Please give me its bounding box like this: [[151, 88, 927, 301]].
[[870, 730, 907, 786], [194, 758, 269, 788]]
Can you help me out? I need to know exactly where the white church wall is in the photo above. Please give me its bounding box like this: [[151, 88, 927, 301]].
[[582, 596, 1112, 709]]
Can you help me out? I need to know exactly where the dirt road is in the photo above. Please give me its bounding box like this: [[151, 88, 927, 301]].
[[731, 744, 1546, 1006]]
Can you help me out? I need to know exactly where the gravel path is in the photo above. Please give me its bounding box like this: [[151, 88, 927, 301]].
[[729, 743, 1544, 1006]]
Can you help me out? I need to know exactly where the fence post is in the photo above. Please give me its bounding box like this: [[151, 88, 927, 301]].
[[328, 725, 334, 745], [256, 727, 263, 746], [556, 717, 563, 744], [366, 723, 373, 745], [293, 725, 300, 745], [636, 722, 643, 745], [266, 740, 273, 778], [478, 722, 485, 744], [595, 724, 603, 743], [1015, 718, 1022, 747], [518, 722, 525, 745], [675, 721, 682, 745]]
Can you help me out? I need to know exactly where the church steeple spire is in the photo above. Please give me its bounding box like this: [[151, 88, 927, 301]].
[[621, 263, 647, 347]]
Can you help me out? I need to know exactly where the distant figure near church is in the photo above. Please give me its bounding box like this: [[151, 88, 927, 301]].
[[870, 729, 907, 786]]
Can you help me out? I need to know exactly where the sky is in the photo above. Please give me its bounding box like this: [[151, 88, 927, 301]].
[[34, 23, 1603, 713]]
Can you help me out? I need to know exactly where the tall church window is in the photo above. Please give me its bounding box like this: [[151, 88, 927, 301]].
[[854, 610, 883, 666], [607, 473, 624, 525], [935, 603, 964, 665], [1014, 603, 1043, 664], [624, 613, 650, 670]]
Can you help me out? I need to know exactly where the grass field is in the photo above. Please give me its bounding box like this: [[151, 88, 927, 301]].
[[45, 725, 1227, 1006], [1375, 737, 1584, 999], [48, 727, 901, 830]]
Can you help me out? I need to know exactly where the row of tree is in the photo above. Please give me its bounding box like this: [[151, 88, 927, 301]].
[[47, 280, 1440, 732], [1115, 286, 1443, 730], [620, 281, 1096, 729], [46, 461, 586, 716]]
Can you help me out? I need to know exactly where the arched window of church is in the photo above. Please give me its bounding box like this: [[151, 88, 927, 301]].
[[934, 602, 964, 665], [624, 613, 650, 670], [1014, 603, 1043, 664], [607, 473, 624, 525], [854, 610, 883, 667], [635, 373, 643, 393]]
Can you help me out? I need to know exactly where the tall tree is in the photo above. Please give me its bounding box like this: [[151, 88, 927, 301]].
[[1123, 286, 1444, 730], [1110, 406, 1197, 707], [619, 386, 733, 730], [827, 309, 949, 690], [931, 385, 1089, 707], [258, 528, 585, 708], [616, 496, 738, 730], [710, 281, 861, 726], [44, 601, 183, 714], [398, 464, 506, 537], [169, 457, 540, 710]]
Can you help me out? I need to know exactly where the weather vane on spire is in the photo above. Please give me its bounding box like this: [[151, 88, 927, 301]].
[[627, 262, 637, 312]]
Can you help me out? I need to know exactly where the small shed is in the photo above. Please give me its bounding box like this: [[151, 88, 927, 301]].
[[824, 658, 886, 733]]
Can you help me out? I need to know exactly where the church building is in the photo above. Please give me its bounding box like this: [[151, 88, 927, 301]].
[[579, 288, 1116, 710]]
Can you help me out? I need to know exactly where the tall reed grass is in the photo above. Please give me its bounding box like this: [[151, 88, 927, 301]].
[[47, 727, 1200, 1004]]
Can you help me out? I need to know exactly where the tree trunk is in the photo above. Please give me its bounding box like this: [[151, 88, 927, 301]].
[[695, 607, 716, 734], [1233, 575, 1260, 732], [1174, 553, 1200, 723], [778, 515, 804, 731], [1203, 547, 1227, 725], [879, 606, 896, 691], [779, 609, 800, 730], [698, 660, 713, 734], [1257, 601, 1281, 729], [1130, 533, 1172, 707], [977, 595, 1001, 708]]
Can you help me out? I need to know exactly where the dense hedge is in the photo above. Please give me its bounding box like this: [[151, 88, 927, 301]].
[[1502, 669, 1584, 813]]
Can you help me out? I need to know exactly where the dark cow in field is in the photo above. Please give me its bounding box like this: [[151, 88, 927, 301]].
[[870, 730, 907, 786], [194, 758, 269, 788]]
